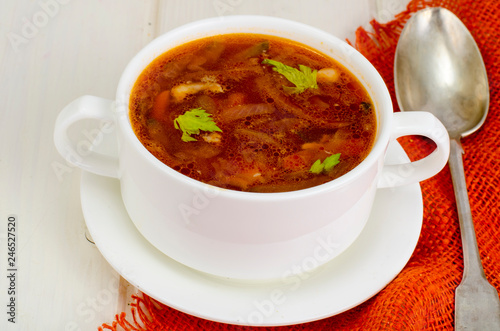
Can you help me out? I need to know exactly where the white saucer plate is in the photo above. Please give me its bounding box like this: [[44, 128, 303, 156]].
[[81, 141, 423, 327]]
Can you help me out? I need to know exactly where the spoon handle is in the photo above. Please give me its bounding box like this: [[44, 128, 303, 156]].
[[449, 139, 500, 330], [449, 139, 484, 278]]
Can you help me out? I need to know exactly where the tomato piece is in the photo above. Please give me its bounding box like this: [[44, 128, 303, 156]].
[[225, 92, 246, 108], [151, 90, 170, 121], [283, 153, 307, 171]]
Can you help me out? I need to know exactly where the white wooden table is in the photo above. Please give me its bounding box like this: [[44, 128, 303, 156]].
[[0, 1, 407, 329]]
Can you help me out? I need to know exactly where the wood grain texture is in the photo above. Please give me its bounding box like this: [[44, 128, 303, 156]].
[[0, 1, 156, 330], [0, 1, 408, 329], [156, 0, 377, 41]]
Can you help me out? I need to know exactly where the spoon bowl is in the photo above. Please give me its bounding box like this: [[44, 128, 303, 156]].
[[394, 7, 489, 139], [394, 7, 500, 330]]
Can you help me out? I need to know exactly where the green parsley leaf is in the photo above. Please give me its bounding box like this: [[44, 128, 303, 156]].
[[309, 159, 324, 174], [262, 59, 318, 94], [174, 108, 222, 142], [309, 153, 341, 174], [322, 153, 341, 171]]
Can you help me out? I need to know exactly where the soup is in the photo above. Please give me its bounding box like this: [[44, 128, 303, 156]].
[[129, 34, 376, 192]]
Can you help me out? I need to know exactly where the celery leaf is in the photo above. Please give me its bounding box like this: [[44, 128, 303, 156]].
[[262, 59, 318, 94], [309, 153, 341, 174], [174, 108, 222, 142]]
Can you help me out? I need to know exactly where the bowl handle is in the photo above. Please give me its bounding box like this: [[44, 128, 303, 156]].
[[378, 111, 450, 188], [53, 95, 119, 178]]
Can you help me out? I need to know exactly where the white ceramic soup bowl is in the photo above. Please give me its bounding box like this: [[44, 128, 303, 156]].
[[54, 15, 450, 280]]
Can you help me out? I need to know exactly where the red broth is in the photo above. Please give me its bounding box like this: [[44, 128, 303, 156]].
[[129, 34, 376, 192]]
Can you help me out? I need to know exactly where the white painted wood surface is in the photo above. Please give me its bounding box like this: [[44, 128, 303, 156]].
[[0, 0, 408, 329]]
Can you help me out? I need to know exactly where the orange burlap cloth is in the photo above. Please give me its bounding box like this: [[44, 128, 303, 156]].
[[100, 0, 500, 329]]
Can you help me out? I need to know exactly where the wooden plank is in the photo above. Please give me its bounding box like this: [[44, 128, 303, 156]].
[[0, 1, 410, 329], [0, 1, 157, 330], [156, 0, 377, 41]]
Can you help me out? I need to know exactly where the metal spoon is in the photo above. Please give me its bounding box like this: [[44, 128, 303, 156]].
[[394, 7, 500, 330]]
